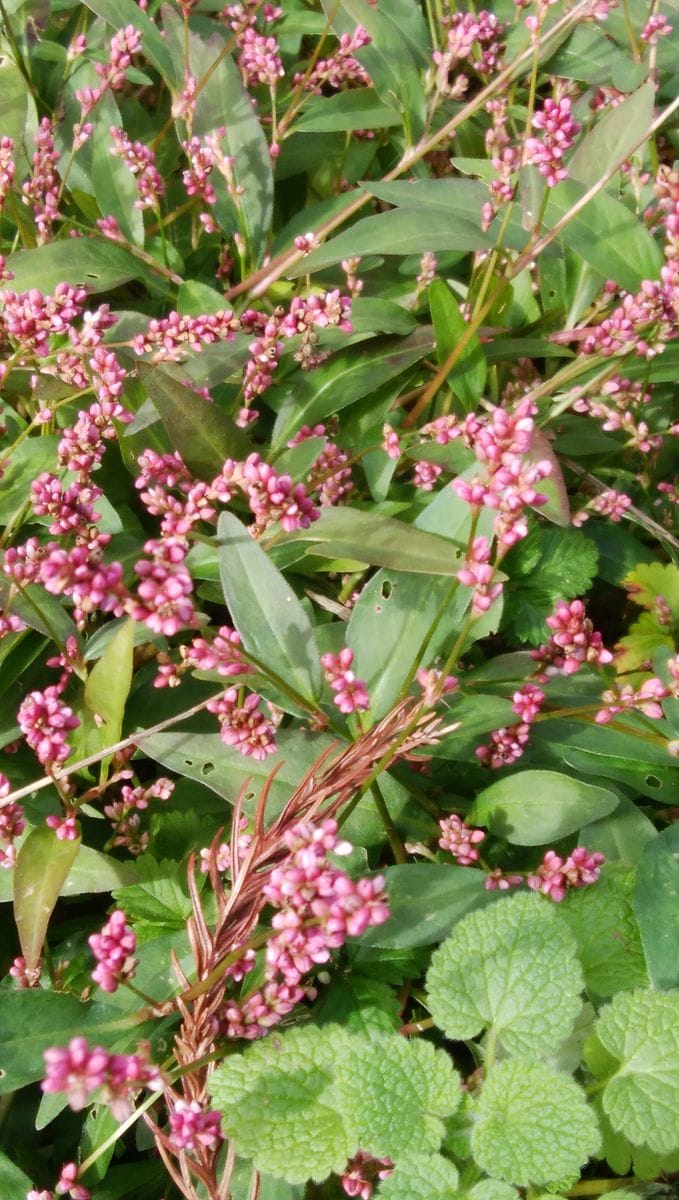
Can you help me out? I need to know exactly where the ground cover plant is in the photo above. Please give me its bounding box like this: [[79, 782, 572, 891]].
[[0, 0, 678, 1197]]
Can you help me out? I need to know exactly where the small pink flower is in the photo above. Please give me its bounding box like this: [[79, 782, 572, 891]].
[[439, 814, 486, 865], [321, 649, 370, 713], [89, 910, 137, 993], [168, 1100, 223, 1151]]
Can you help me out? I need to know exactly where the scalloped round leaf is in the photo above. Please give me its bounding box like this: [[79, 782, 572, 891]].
[[426, 893, 583, 1057], [558, 865, 648, 1000], [595, 989, 679, 1155], [469, 770, 618, 845], [342, 1034, 461, 1161], [377, 1153, 459, 1199], [471, 1059, 601, 1186], [468, 1182, 519, 1200], [208, 1025, 357, 1184]]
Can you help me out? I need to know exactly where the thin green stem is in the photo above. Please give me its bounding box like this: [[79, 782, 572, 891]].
[[371, 782, 407, 864]]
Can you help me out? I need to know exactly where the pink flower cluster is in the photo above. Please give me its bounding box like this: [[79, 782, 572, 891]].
[[0, 283, 87, 356], [218, 452, 321, 533], [222, 819, 389, 1038], [295, 26, 372, 93], [572, 374, 668, 457], [21, 119, 60, 243], [321, 649, 370, 714], [103, 777, 173, 856], [531, 599, 613, 677], [132, 308, 240, 362], [88, 910, 137, 993], [42, 1037, 163, 1120], [17, 683, 80, 769], [76, 25, 142, 116], [438, 814, 485, 865], [527, 847, 605, 901], [0, 772, 24, 869], [453, 397, 552, 554], [524, 97, 580, 187], [168, 1099, 223, 1152], [109, 126, 165, 210], [341, 1150, 394, 1199], [238, 26, 284, 88], [288, 424, 354, 507], [476, 683, 546, 769], [433, 10, 504, 96], [457, 536, 504, 617], [596, 677, 668, 724], [207, 689, 277, 760]]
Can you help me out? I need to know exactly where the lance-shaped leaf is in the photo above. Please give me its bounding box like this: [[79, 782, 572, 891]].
[[218, 512, 322, 703], [1, 239, 159, 295], [137, 362, 251, 478], [429, 279, 487, 411], [78, 618, 135, 777], [14, 824, 81, 971]]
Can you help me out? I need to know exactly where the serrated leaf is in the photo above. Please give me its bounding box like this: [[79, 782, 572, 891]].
[[218, 511, 322, 703], [502, 527, 599, 645], [13, 824, 81, 972], [559, 865, 648, 1000], [467, 1182, 519, 1200], [339, 1034, 461, 1162], [137, 363, 251, 479], [469, 770, 618, 846], [357, 863, 494, 949], [624, 561, 679, 617], [315, 974, 401, 1034], [377, 1154, 459, 1199], [633, 824, 679, 989], [429, 279, 486, 411], [112, 856, 193, 942], [426, 893, 583, 1057], [594, 989, 679, 1154], [472, 1059, 600, 1185], [616, 611, 676, 672], [209, 1025, 358, 1183]]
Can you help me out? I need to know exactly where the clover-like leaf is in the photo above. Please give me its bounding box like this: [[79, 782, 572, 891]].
[[377, 1153, 459, 1199], [426, 893, 583, 1057], [593, 989, 679, 1155], [471, 1059, 601, 1185]]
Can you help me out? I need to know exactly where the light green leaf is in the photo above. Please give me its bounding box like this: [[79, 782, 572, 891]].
[[472, 1059, 601, 1185], [81, 0, 175, 78], [293, 90, 401, 132], [633, 824, 679, 989], [80, 617, 134, 774], [467, 1182, 519, 1200], [624, 561, 679, 618], [277, 509, 462, 576], [272, 328, 433, 446], [469, 770, 619, 846], [92, 125, 144, 246], [137, 363, 251, 478], [0, 434, 59, 524], [290, 207, 492, 277], [0, 840, 137, 904], [593, 989, 679, 1154], [112, 856, 193, 943], [377, 1154, 459, 1199], [218, 512, 322, 703], [0, 1148, 33, 1200], [2, 238, 159, 295], [579, 797, 658, 865], [209, 1025, 357, 1184], [559, 865, 648, 1000], [426, 893, 583, 1057], [568, 84, 655, 186], [14, 824, 81, 972], [546, 23, 641, 87], [357, 863, 494, 949], [429, 279, 487, 411]]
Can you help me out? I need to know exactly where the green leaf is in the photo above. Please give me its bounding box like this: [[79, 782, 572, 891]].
[[0, 1149, 33, 1200], [272, 328, 433, 446], [568, 84, 655, 186], [581, 521, 655, 586], [321, 0, 426, 143], [218, 511, 322, 703], [544, 180, 663, 292], [426, 893, 583, 1057], [277, 508, 462, 576], [2, 238, 158, 295], [624, 561, 679, 618], [467, 1182, 519, 1200], [469, 770, 619, 846], [163, 11, 273, 263], [502, 527, 599, 645], [579, 797, 658, 865], [0, 990, 133, 1094], [546, 23, 641, 86], [112, 856, 193, 943], [315, 974, 401, 1034], [357, 863, 494, 949], [290, 207, 492, 277], [526, 430, 571, 527], [633, 824, 679, 989], [472, 1059, 601, 1185], [347, 568, 459, 720], [559, 865, 648, 1000], [0, 434, 59, 524], [13, 824, 81, 972], [210, 1025, 357, 1183], [293, 90, 401, 132], [593, 989, 679, 1154], [137, 363, 251, 478], [79, 617, 134, 773], [0, 840, 137, 904], [92, 125, 144, 246], [377, 1154, 459, 1200], [429, 279, 487, 411]]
